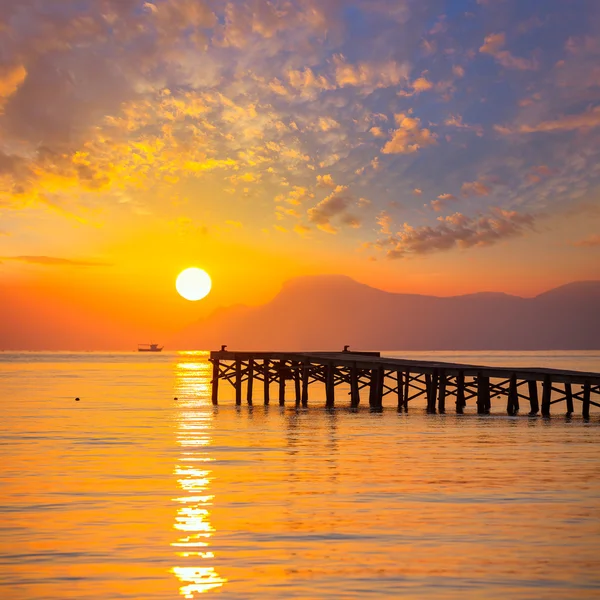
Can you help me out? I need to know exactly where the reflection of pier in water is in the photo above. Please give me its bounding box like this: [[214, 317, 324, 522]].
[[210, 350, 600, 418], [171, 353, 226, 597]]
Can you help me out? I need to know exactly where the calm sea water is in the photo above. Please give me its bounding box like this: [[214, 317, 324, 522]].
[[1, 351, 600, 599]]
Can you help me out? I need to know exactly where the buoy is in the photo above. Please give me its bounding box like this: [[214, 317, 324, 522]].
[[174, 397, 178, 400], [75, 397, 80, 401]]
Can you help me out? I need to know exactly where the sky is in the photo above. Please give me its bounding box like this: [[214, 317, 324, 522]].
[[1, 0, 600, 349]]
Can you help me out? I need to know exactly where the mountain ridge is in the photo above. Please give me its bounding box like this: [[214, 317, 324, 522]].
[[171, 276, 600, 351]]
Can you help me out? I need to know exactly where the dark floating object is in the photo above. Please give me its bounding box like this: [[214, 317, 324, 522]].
[[75, 397, 80, 401], [138, 343, 163, 352], [208, 347, 600, 417], [174, 397, 178, 400]]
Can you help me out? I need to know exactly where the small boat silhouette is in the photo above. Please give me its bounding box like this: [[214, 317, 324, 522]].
[[138, 343, 163, 352]]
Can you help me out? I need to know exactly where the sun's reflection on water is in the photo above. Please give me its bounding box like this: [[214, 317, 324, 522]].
[[171, 353, 226, 597]]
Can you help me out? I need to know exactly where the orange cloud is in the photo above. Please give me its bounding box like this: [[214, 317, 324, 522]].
[[461, 180, 491, 197], [2, 255, 110, 267], [572, 234, 600, 247], [307, 185, 361, 233], [519, 106, 600, 133], [479, 32, 537, 70], [381, 114, 437, 154]]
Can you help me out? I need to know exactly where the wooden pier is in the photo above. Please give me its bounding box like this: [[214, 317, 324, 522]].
[[209, 349, 600, 418]]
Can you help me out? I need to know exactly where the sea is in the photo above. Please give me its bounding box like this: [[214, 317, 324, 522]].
[[1, 350, 600, 600]]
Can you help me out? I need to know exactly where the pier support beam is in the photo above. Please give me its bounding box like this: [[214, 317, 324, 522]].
[[456, 371, 465, 414], [350, 366, 360, 409], [397, 371, 404, 412], [301, 362, 309, 408], [294, 362, 301, 408], [279, 360, 286, 406], [211, 359, 219, 406], [541, 375, 552, 417], [477, 374, 490, 415], [235, 359, 242, 406], [325, 364, 335, 409], [583, 381, 591, 420], [438, 370, 446, 414], [263, 359, 270, 406], [404, 371, 410, 412], [369, 367, 383, 409], [565, 383, 573, 417], [507, 373, 519, 416], [247, 359, 253, 406], [528, 380, 539, 416]]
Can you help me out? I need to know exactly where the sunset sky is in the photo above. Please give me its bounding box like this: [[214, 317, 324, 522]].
[[1, 0, 600, 349]]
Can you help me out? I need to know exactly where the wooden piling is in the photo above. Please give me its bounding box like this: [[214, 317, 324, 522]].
[[404, 371, 410, 412], [235, 358, 242, 406], [507, 373, 518, 416], [397, 371, 404, 411], [565, 383, 573, 417], [456, 371, 465, 414], [583, 381, 591, 420], [477, 374, 490, 415], [263, 359, 270, 406], [528, 380, 539, 415], [438, 370, 446, 414], [301, 361, 309, 407], [246, 358, 254, 406], [425, 373, 436, 414], [211, 359, 219, 406], [279, 360, 286, 406], [350, 366, 360, 409], [294, 362, 301, 408], [541, 375, 552, 417], [325, 363, 335, 409]]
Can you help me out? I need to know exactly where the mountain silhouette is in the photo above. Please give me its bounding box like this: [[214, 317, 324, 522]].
[[172, 275, 600, 350]]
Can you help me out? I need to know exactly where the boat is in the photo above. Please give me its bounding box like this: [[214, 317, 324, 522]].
[[138, 343, 163, 352]]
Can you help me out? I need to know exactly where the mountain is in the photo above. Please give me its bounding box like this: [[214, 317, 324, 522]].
[[171, 275, 600, 350]]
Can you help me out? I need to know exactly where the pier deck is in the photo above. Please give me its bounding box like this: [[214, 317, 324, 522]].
[[209, 349, 600, 418]]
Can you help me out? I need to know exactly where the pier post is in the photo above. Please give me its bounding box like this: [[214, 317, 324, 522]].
[[583, 381, 591, 420], [477, 374, 490, 415], [397, 371, 404, 411], [438, 370, 446, 414], [507, 373, 518, 416], [565, 383, 573, 417], [301, 362, 309, 407], [404, 371, 410, 412], [279, 360, 286, 406], [528, 380, 539, 415], [235, 358, 242, 406], [294, 362, 301, 408], [541, 375, 552, 417], [427, 371, 439, 414], [325, 363, 335, 409], [456, 371, 465, 414], [211, 359, 219, 406], [247, 359, 254, 406], [369, 367, 383, 409], [350, 366, 360, 409], [263, 359, 270, 406], [378, 368, 385, 409]]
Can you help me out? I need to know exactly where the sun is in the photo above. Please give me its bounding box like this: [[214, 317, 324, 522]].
[[176, 268, 212, 301]]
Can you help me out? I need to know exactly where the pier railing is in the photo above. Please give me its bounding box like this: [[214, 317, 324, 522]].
[[208, 350, 600, 418]]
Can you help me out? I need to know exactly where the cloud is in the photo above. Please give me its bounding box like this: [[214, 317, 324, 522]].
[[333, 55, 409, 92], [380, 208, 535, 259], [461, 180, 491, 197], [307, 185, 361, 233], [518, 106, 600, 133], [572, 234, 600, 248], [2, 255, 110, 267], [445, 115, 483, 136], [430, 193, 457, 212], [376, 211, 393, 234], [479, 32, 537, 70], [316, 174, 336, 188], [398, 76, 434, 97], [381, 113, 437, 154], [413, 188, 423, 195]]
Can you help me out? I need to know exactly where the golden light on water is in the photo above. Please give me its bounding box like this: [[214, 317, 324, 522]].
[[171, 356, 226, 596]]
